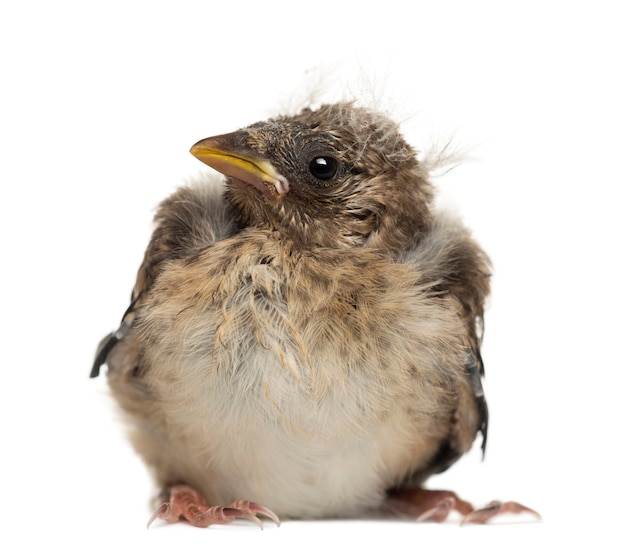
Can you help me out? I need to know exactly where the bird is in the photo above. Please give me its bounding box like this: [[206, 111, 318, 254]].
[[91, 101, 538, 528]]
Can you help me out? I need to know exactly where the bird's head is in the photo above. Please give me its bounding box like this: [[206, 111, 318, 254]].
[[191, 103, 433, 253]]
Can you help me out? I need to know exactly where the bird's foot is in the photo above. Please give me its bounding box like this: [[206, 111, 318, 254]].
[[385, 487, 540, 525], [147, 485, 280, 529], [460, 500, 541, 525]]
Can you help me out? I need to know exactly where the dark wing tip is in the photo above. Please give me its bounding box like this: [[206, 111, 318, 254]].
[[89, 332, 119, 378], [90, 300, 137, 378], [466, 351, 489, 459], [479, 399, 489, 459]]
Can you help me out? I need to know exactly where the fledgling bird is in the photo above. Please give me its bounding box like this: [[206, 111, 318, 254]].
[[91, 102, 538, 527]]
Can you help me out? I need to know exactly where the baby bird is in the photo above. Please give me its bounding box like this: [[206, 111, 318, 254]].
[[91, 102, 537, 527]]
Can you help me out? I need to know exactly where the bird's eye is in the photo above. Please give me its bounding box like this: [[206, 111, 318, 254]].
[[309, 156, 339, 181]]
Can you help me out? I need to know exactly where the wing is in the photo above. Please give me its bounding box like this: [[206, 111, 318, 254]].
[[90, 178, 235, 378], [401, 210, 491, 479]]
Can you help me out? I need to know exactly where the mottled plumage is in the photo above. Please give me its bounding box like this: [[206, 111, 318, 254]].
[[92, 102, 537, 526]]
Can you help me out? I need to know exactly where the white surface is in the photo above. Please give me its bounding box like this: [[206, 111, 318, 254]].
[[1, 1, 623, 554]]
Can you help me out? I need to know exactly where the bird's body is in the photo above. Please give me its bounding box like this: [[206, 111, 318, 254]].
[[93, 102, 535, 526]]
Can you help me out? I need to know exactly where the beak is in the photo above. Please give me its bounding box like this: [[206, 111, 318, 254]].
[[190, 131, 289, 197]]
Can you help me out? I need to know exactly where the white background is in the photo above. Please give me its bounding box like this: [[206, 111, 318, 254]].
[[1, 1, 623, 554]]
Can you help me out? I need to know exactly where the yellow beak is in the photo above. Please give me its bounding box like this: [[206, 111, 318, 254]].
[[190, 132, 289, 197]]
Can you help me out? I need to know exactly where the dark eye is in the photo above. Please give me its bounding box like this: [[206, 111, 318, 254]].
[[309, 156, 339, 181]]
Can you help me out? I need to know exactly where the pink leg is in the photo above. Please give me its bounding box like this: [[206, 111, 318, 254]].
[[147, 485, 280, 529], [385, 487, 540, 525]]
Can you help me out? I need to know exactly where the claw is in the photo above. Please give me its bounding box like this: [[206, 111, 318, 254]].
[[147, 502, 170, 529], [230, 500, 281, 528], [415, 495, 455, 522], [220, 506, 263, 528], [461, 500, 541, 525]]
